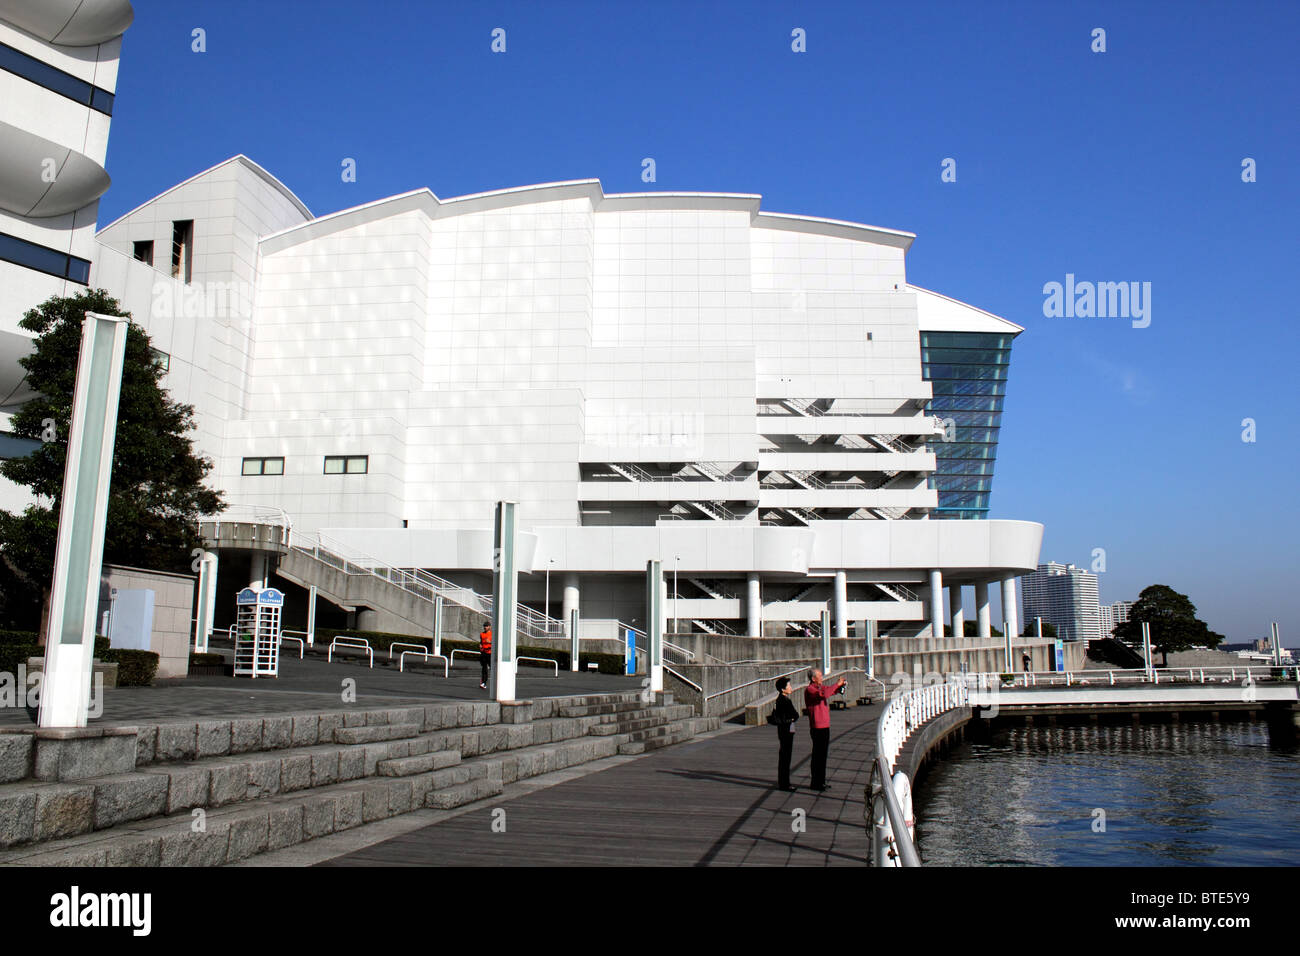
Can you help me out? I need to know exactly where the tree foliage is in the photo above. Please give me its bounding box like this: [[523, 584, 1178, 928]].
[[1113, 584, 1222, 665], [0, 290, 223, 626]]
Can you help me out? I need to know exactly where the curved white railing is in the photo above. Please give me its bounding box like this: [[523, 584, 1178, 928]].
[[877, 680, 969, 775]]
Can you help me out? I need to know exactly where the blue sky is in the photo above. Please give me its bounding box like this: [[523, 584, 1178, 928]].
[[100, 1, 1300, 643]]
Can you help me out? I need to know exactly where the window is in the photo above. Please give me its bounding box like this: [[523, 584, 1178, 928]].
[[0, 231, 90, 283], [324, 455, 368, 475], [133, 240, 153, 265], [241, 457, 284, 476], [0, 42, 114, 116], [171, 220, 193, 283]]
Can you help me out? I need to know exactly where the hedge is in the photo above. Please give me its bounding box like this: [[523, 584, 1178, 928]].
[[99, 649, 159, 686], [313, 628, 630, 675], [189, 652, 224, 667]]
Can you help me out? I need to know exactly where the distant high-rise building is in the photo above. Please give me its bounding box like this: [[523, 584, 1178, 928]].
[[1021, 562, 1102, 641], [1098, 600, 1134, 638]]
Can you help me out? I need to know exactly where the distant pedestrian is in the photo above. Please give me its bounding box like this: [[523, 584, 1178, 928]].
[[479, 623, 493, 689], [804, 668, 846, 792], [1021, 649, 1032, 673], [768, 676, 800, 791]]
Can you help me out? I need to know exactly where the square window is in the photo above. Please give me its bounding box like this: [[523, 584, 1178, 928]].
[[324, 457, 344, 474]]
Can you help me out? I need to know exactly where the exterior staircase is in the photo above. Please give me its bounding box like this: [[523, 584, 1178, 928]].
[[0, 693, 719, 867]]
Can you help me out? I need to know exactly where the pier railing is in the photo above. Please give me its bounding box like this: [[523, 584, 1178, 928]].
[[870, 678, 969, 867]]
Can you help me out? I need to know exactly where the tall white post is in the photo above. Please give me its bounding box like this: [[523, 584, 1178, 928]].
[[975, 581, 992, 638], [646, 559, 664, 694], [431, 594, 443, 658], [1270, 622, 1282, 667], [929, 569, 944, 638], [833, 570, 848, 639], [1003, 620, 1013, 673], [747, 572, 761, 638], [195, 550, 219, 652], [569, 608, 580, 672], [1141, 621, 1154, 678], [865, 619, 877, 679], [38, 312, 129, 728], [305, 583, 317, 647], [1001, 576, 1019, 643], [820, 609, 831, 674], [949, 584, 964, 640], [491, 501, 519, 702]]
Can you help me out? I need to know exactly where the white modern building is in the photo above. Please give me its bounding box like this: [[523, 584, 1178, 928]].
[[13, 144, 1045, 643], [0, 0, 132, 509], [1021, 562, 1102, 641]]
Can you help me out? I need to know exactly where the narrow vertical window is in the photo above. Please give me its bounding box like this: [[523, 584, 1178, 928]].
[[171, 220, 193, 283]]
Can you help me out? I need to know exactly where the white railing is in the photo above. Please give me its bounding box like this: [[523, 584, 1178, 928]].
[[279, 635, 305, 659], [517, 656, 559, 677], [877, 680, 969, 775], [399, 649, 448, 676], [327, 636, 373, 668], [962, 665, 1285, 690]]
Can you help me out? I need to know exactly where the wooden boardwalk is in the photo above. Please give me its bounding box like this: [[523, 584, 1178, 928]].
[[321, 702, 883, 867]]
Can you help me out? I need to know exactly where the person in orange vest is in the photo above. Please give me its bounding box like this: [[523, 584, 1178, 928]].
[[478, 623, 493, 689]]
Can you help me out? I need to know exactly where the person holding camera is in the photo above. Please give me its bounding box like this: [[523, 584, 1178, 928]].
[[768, 675, 800, 792], [803, 668, 846, 793]]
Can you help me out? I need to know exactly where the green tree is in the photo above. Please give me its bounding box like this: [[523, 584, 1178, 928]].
[[1113, 584, 1222, 666], [0, 290, 223, 627], [1022, 621, 1058, 638]]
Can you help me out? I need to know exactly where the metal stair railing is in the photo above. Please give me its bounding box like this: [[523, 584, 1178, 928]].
[[288, 530, 565, 640], [874, 582, 919, 603], [686, 499, 737, 521]]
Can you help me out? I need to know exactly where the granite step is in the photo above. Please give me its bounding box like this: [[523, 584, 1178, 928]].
[[376, 749, 462, 777], [559, 700, 651, 718]]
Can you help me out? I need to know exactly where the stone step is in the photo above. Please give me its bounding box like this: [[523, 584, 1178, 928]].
[[426, 775, 504, 810], [558, 700, 650, 718], [376, 749, 461, 777], [620, 719, 698, 744], [618, 730, 696, 755], [588, 714, 674, 736], [332, 723, 423, 745]]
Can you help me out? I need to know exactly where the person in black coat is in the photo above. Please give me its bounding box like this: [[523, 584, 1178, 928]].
[[769, 675, 800, 791]]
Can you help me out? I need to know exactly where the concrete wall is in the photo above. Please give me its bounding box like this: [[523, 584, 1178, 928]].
[[103, 564, 196, 679]]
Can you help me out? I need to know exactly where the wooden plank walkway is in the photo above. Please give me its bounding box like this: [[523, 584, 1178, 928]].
[[321, 702, 883, 867]]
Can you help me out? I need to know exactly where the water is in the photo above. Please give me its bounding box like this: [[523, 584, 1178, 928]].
[[912, 720, 1300, 866]]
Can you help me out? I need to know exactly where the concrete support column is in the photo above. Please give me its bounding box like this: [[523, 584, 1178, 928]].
[[746, 572, 761, 638], [249, 553, 268, 592], [1001, 575, 1020, 642], [646, 560, 664, 693], [928, 569, 944, 638], [833, 570, 848, 639], [562, 573, 579, 636], [948, 584, 964, 640], [975, 581, 992, 638]]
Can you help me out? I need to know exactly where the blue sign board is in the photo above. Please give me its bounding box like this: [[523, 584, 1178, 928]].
[[1054, 638, 1064, 672], [625, 628, 636, 675], [237, 587, 284, 607]]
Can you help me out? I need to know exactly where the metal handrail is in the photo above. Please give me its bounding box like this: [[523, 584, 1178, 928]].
[[327, 636, 373, 668], [279, 635, 305, 659], [399, 650, 448, 677], [450, 648, 483, 667], [388, 641, 430, 660], [517, 656, 559, 676], [663, 664, 702, 692], [704, 665, 810, 703]]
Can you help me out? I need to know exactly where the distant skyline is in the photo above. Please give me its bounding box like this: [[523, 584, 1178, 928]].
[[98, 1, 1299, 643]]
